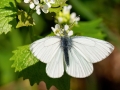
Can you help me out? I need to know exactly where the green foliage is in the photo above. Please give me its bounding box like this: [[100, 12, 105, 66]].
[[16, 0, 22, 3], [73, 18, 105, 39], [49, 6, 63, 14], [69, 0, 97, 20], [53, 0, 67, 7], [0, 50, 16, 85], [10, 45, 38, 72], [0, 0, 117, 90], [16, 10, 35, 28], [0, 0, 17, 34]]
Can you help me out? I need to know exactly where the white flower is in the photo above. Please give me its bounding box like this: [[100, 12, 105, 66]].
[[44, 0, 55, 7], [24, 0, 50, 15], [64, 25, 73, 36], [36, 5, 41, 15], [51, 24, 73, 36], [51, 24, 61, 36], [29, 2, 35, 9], [27, 0, 39, 9], [70, 12, 80, 24], [68, 30, 73, 36], [41, 4, 49, 13], [24, 0, 31, 3], [33, 0, 39, 5], [63, 5, 72, 15], [33, 0, 50, 15], [56, 5, 80, 24], [35, 4, 49, 15], [64, 24, 69, 31]]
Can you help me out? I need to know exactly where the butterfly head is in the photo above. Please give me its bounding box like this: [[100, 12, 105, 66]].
[[51, 24, 73, 37]]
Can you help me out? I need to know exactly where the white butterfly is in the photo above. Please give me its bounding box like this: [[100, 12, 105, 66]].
[[30, 24, 114, 78]]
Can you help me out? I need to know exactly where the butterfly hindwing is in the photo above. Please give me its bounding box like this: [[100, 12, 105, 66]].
[[46, 47, 64, 78], [66, 47, 93, 78]]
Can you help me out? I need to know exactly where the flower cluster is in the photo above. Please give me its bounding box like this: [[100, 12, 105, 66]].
[[56, 5, 80, 25], [23, 1, 80, 36], [24, 0, 55, 15], [51, 24, 73, 36]]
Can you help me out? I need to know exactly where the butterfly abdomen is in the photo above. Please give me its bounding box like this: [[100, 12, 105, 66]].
[[61, 37, 72, 66]]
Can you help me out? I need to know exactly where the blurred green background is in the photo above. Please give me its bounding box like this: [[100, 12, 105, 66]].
[[0, 0, 120, 90]]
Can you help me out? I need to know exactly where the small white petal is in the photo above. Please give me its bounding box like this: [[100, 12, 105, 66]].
[[70, 12, 80, 23], [42, 4, 49, 13], [51, 27, 60, 36], [51, 24, 61, 36], [24, 0, 31, 3], [44, 0, 55, 3], [33, 0, 39, 5], [63, 5, 72, 14], [70, 13, 76, 19], [36, 8, 41, 15], [30, 2, 35, 9], [64, 25, 69, 31], [46, 2, 51, 8], [51, 27, 56, 32], [75, 17, 80, 22], [67, 5, 72, 10], [58, 17, 63, 23], [42, 9, 49, 13], [55, 24, 60, 30], [68, 30, 73, 36], [35, 5, 40, 10]]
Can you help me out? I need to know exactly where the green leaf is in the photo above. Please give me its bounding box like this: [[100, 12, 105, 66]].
[[52, 0, 67, 7], [49, 0, 67, 14], [69, 0, 97, 20], [16, 10, 35, 28], [49, 6, 63, 14], [73, 18, 106, 39], [10, 45, 38, 72], [16, 0, 22, 3], [11, 45, 70, 90], [18, 62, 70, 90], [0, 0, 17, 34], [0, 50, 16, 85]]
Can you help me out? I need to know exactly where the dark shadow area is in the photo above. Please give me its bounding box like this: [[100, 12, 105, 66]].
[[18, 61, 70, 90], [98, 77, 120, 90]]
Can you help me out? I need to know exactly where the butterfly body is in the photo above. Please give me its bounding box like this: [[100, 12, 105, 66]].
[[61, 36, 72, 66]]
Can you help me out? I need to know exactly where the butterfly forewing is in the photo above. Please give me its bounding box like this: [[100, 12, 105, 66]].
[[71, 36, 114, 63], [30, 36, 61, 63]]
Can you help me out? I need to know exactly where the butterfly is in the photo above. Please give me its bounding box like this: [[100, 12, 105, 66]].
[[30, 24, 114, 78]]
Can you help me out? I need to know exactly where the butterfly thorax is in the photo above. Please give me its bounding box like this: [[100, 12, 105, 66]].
[[61, 36, 72, 66]]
